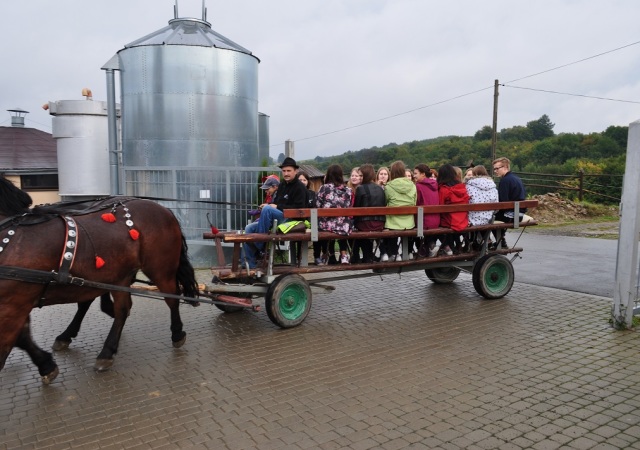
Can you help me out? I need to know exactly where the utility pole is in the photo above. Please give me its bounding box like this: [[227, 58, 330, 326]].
[[491, 79, 499, 176]]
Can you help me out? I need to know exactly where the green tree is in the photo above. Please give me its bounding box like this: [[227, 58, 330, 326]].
[[473, 125, 493, 141], [603, 125, 628, 149], [500, 125, 533, 142], [526, 114, 555, 140]]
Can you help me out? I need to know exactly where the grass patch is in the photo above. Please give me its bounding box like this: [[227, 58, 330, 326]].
[[581, 201, 619, 218]]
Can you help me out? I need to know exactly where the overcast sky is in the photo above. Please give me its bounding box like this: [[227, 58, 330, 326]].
[[2, 0, 639, 161]]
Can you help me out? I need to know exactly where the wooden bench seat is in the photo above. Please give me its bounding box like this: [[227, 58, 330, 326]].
[[203, 220, 537, 244]]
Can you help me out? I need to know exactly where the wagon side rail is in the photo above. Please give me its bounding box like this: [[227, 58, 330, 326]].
[[283, 200, 538, 241], [204, 200, 537, 271], [204, 200, 537, 242]]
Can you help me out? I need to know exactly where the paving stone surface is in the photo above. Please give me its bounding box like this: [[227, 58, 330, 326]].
[[1, 269, 640, 449]]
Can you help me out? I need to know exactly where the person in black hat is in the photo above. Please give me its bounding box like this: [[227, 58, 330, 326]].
[[242, 157, 307, 268]]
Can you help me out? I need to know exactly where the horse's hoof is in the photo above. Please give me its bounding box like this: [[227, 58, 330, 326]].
[[94, 359, 114, 372], [52, 339, 70, 351], [172, 333, 187, 348], [42, 366, 59, 385]]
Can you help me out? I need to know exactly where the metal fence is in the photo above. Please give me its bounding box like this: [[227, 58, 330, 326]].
[[123, 166, 277, 243], [515, 171, 623, 204]]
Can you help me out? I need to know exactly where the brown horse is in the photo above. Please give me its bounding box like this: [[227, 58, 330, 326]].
[[0, 177, 199, 383]]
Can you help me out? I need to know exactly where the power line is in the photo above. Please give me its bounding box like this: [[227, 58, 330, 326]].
[[505, 40, 640, 84], [273, 39, 640, 148], [275, 85, 494, 146], [502, 84, 640, 104], [27, 119, 52, 131]]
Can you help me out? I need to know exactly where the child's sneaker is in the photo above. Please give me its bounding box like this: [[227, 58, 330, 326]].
[[442, 246, 453, 256], [340, 253, 350, 264], [381, 253, 389, 262], [428, 246, 438, 258]]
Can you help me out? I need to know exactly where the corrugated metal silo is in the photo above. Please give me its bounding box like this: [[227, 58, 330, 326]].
[[117, 16, 260, 168], [258, 112, 270, 165], [115, 13, 263, 265]]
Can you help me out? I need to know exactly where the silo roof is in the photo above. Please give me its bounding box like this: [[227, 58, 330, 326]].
[[124, 18, 259, 62]]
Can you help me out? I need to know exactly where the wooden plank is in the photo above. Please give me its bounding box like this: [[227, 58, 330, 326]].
[[203, 221, 537, 243], [209, 247, 523, 277], [131, 283, 206, 291], [283, 200, 538, 219]]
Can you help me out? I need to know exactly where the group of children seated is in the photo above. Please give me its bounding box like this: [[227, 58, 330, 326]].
[[310, 160, 500, 265], [241, 157, 528, 268]]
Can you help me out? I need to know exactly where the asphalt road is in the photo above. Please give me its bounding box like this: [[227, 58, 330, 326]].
[[509, 231, 619, 298]]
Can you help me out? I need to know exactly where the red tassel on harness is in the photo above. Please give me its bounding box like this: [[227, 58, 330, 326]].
[[211, 226, 219, 234], [129, 229, 140, 240], [101, 213, 116, 223], [95, 256, 105, 269]]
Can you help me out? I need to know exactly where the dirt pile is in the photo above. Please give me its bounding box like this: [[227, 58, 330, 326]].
[[524, 193, 619, 238], [529, 193, 591, 224]]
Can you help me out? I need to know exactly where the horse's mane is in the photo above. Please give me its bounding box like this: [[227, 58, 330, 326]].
[[0, 177, 33, 215]]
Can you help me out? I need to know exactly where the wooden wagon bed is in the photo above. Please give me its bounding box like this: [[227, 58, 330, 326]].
[[201, 200, 538, 327]]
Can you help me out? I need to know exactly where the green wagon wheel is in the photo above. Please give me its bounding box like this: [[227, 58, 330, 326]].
[[265, 274, 312, 328], [425, 267, 461, 284], [472, 254, 514, 299]]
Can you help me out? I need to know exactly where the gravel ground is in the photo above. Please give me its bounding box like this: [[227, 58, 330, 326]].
[[524, 193, 620, 239], [524, 220, 620, 238]]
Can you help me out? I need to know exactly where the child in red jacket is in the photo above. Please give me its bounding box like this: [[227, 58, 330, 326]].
[[437, 164, 470, 255]]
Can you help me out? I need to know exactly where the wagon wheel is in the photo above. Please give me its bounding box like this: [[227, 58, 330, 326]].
[[265, 274, 312, 328], [425, 267, 461, 284], [472, 254, 514, 299]]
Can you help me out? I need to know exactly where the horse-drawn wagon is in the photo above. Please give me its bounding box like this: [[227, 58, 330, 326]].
[[201, 200, 539, 328], [0, 173, 536, 383]]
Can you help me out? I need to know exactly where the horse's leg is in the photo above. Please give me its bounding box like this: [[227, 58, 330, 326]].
[[94, 292, 132, 372], [166, 298, 186, 348], [99, 293, 115, 318], [52, 299, 95, 351], [0, 294, 50, 381], [15, 316, 59, 384]]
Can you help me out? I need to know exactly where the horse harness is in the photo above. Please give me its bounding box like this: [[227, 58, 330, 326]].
[[0, 198, 133, 307], [0, 199, 207, 307], [0, 214, 80, 305]]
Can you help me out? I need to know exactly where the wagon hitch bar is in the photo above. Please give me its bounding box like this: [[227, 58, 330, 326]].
[[0, 264, 256, 311]]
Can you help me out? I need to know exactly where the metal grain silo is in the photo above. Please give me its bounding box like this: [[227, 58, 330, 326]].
[[117, 15, 260, 169], [258, 112, 270, 165], [113, 8, 264, 266]]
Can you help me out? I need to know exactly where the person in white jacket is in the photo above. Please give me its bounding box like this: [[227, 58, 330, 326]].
[[465, 165, 498, 226]]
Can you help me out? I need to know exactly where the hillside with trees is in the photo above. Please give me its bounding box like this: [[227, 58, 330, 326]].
[[300, 115, 627, 204], [302, 114, 627, 178]]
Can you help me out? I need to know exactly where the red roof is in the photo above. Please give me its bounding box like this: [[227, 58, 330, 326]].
[[0, 126, 57, 170]]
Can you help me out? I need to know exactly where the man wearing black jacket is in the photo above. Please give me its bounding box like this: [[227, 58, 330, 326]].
[[242, 157, 307, 268]]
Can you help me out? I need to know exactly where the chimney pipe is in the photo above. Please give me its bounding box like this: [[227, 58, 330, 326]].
[[7, 108, 29, 128]]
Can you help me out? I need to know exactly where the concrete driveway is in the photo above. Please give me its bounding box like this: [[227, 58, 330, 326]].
[[510, 231, 619, 298]]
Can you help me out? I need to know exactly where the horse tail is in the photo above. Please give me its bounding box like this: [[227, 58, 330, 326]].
[[176, 233, 199, 299]]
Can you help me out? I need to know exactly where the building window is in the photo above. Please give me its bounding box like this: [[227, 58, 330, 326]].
[[20, 174, 59, 190]]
